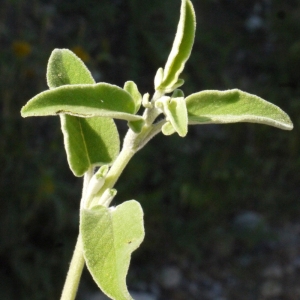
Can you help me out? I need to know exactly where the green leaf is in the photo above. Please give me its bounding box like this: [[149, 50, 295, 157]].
[[123, 81, 142, 113], [47, 48, 95, 87], [186, 89, 293, 130], [162, 121, 176, 136], [61, 115, 120, 176], [156, 96, 188, 137], [81, 200, 145, 300], [21, 83, 143, 121], [128, 119, 145, 133], [157, 0, 196, 92], [154, 67, 164, 90], [172, 89, 185, 98], [45, 49, 120, 176]]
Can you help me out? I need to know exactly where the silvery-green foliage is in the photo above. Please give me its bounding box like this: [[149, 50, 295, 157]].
[[20, 1, 293, 299]]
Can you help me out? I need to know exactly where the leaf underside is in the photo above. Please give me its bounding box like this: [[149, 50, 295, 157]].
[[81, 200, 145, 300], [21, 83, 142, 121], [61, 115, 120, 176], [186, 89, 293, 130]]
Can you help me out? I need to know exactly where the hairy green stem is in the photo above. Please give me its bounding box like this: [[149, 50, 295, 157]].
[[90, 143, 136, 208], [60, 134, 138, 300], [60, 235, 85, 300], [60, 170, 93, 300]]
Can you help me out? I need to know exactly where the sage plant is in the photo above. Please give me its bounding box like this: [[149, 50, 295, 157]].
[[21, 0, 293, 299]]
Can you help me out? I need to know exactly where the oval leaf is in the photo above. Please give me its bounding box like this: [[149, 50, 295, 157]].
[[157, 0, 196, 91], [46, 49, 120, 176], [21, 83, 143, 121], [186, 89, 293, 130], [47, 48, 95, 87], [61, 115, 120, 176], [123, 81, 142, 113], [80, 200, 145, 300]]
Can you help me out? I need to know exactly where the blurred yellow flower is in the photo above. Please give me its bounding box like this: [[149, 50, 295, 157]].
[[72, 46, 90, 62], [12, 41, 32, 58], [24, 68, 36, 78], [39, 176, 55, 196]]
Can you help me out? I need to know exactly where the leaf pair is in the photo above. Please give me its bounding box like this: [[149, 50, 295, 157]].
[[153, 0, 293, 133], [158, 88, 293, 139], [22, 49, 146, 300], [21, 49, 143, 176]]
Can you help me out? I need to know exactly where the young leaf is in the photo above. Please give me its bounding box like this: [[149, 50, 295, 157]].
[[46, 49, 120, 176], [156, 96, 188, 137], [157, 0, 196, 92], [61, 115, 120, 176], [21, 83, 143, 121], [142, 93, 151, 108], [186, 89, 293, 130], [123, 81, 142, 113], [81, 200, 145, 300], [162, 121, 176, 135], [154, 67, 164, 90], [172, 89, 185, 98]]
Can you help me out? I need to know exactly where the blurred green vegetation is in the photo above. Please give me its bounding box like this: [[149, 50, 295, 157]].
[[1, 0, 300, 298]]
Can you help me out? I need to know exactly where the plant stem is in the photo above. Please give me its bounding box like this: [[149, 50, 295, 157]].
[[89, 145, 136, 208], [60, 235, 85, 300], [60, 171, 92, 300], [60, 142, 137, 300], [61, 105, 164, 299]]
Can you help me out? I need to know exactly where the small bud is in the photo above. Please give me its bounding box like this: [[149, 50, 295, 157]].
[[142, 93, 152, 108], [82, 165, 109, 208], [154, 67, 164, 90], [99, 188, 117, 206]]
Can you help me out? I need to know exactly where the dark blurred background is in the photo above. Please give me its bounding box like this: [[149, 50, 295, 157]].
[[1, 0, 300, 299]]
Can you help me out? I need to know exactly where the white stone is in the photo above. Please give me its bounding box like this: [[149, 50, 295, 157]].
[[260, 280, 283, 297], [262, 265, 283, 279], [130, 291, 157, 300], [83, 292, 109, 300], [81, 291, 157, 300], [160, 266, 182, 289]]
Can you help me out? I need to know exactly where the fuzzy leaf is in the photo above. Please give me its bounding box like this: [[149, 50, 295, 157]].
[[172, 89, 185, 98], [168, 97, 188, 137], [157, 0, 195, 91], [128, 119, 145, 133], [81, 200, 145, 300], [21, 83, 143, 121], [61, 116, 120, 176], [45, 49, 120, 176], [162, 121, 176, 135], [123, 81, 142, 113], [47, 48, 95, 87], [154, 67, 164, 90], [156, 96, 188, 137], [186, 89, 293, 130]]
